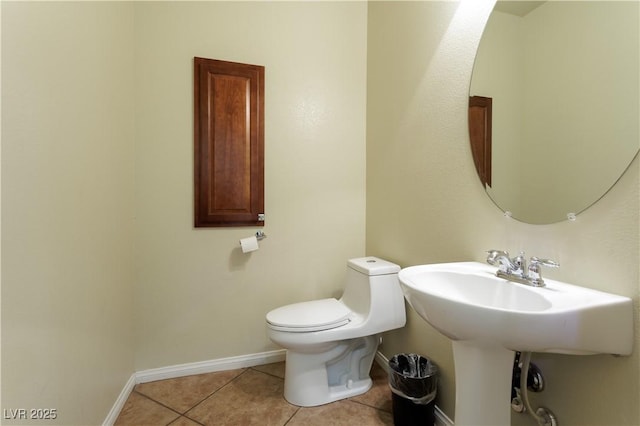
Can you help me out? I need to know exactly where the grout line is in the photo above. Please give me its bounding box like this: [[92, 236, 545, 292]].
[[167, 415, 205, 426], [178, 415, 205, 426], [248, 365, 286, 381], [182, 368, 251, 418], [282, 406, 301, 426], [129, 390, 184, 421]]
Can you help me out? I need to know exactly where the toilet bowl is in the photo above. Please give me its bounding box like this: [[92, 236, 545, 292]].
[[265, 257, 406, 407]]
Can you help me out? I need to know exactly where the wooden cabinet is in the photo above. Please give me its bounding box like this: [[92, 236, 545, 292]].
[[194, 57, 265, 227]]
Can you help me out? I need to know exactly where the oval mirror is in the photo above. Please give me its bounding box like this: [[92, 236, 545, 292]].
[[469, 1, 639, 224]]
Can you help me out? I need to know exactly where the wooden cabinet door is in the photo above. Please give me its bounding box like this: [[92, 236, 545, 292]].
[[194, 57, 264, 227]]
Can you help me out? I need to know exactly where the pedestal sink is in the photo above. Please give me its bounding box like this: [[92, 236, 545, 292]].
[[398, 262, 633, 426]]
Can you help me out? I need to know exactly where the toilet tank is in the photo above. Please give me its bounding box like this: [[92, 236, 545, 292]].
[[340, 257, 406, 332]]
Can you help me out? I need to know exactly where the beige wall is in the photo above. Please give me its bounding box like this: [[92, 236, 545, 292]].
[[367, 1, 639, 425], [132, 1, 367, 370], [3, 1, 639, 425], [2, 2, 367, 423], [1, 2, 136, 425]]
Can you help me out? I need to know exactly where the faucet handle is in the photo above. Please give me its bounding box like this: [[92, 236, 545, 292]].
[[486, 249, 509, 260], [486, 249, 515, 274], [528, 257, 559, 287], [529, 257, 559, 268]]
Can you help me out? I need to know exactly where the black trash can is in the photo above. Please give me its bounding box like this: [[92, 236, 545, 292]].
[[388, 353, 438, 426]]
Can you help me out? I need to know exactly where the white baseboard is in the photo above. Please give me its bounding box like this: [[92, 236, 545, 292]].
[[105, 349, 454, 426], [375, 352, 454, 426], [135, 349, 286, 384], [102, 349, 286, 425], [103, 373, 136, 426]]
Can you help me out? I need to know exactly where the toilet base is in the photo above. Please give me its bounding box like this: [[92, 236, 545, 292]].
[[283, 334, 379, 407]]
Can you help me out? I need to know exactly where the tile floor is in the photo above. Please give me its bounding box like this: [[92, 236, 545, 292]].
[[115, 361, 394, 426]]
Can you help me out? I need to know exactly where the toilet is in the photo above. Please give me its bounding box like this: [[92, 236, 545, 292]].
[[265, 257, 406, 407]]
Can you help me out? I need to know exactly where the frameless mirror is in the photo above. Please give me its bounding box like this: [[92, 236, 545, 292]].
[[469, 1, 639, 224]]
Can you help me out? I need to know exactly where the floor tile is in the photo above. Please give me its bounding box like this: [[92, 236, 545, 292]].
[[186, 369, 298, 426], [116, 361, 395, 426], [349, 362, 393, 412], [168, 416, 203, 426], [134, 369, 245, 413], [251, 361, 285, 379], [288, 400, 394, 426], [114, 391, 180, 426]]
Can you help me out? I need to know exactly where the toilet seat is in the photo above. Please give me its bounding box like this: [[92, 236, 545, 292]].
[[266, 298, 351, 332]]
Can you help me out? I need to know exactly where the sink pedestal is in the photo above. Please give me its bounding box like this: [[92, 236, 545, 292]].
[[452, 341, 514, 426]]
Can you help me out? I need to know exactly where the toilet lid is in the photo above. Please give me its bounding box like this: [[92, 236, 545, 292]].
[[266, 298, 351, 332]]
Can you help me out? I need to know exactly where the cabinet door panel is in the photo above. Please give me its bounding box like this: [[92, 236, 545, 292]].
[[194, 57, 264, 227]]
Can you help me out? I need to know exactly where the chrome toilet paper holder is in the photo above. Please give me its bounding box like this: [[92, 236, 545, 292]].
[[255, 230, 267, 241]]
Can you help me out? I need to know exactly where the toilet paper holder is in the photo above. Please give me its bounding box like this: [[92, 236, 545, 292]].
[[255, 230, 267, 241]]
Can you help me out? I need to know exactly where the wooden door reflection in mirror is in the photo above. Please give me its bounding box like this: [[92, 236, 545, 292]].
[[469, 95, 492, 188]]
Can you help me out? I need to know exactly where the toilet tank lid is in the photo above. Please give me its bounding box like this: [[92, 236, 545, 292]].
[[347, 257, 400, 276]]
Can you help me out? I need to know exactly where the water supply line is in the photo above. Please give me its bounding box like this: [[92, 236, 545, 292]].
[[520, 352, 558, 426]]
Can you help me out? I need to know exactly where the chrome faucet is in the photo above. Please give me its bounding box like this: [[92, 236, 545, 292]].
[[486, 250, 558, 287], [527, 257, 560, 287], [512, 251, 527, 277], [486, 250, 513, 271]]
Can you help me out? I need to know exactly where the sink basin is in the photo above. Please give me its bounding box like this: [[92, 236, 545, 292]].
[[399, 261, 633, 355], [398, 261, 634, 426]]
